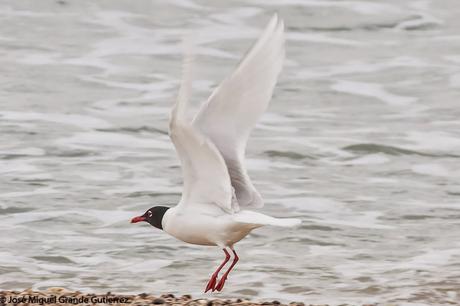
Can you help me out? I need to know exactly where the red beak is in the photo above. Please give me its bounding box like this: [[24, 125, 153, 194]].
[[131, 216, 146, 223]]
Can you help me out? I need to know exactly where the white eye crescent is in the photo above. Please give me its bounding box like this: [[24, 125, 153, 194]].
[[147, 211, 153, 218]]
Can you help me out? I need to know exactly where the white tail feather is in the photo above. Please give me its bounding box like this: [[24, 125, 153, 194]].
[[233, 210, 301, 228], [271, 217, 302, 227]]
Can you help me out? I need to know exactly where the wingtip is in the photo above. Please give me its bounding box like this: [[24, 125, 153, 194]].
[[281, 218, 302, 227], [269, 13, 285, 45], [172, 34, 196, 126], [271, 12, 284, 28], [278, 17, 285, 33], [181, 35, 196, 57], [265, 12, 279, 33]]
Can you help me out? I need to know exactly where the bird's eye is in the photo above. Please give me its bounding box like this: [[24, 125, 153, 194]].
[[147, 211, 153, 218]]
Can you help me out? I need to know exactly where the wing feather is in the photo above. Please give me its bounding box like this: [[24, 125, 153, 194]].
[[193, 14, 285, 208], [169, 42, 237, 213]]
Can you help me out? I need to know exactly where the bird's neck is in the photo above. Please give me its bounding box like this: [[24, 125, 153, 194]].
[[151, 206, 169, 230]]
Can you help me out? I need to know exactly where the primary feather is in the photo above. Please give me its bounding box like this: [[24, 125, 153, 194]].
[[170, 14, 285, 213], [169, 41, 236, 213], [193, 14, 285, 208]]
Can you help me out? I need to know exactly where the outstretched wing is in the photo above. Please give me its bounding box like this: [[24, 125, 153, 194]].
[[193, 14, 285, 208], [169, 43, 238, 213]]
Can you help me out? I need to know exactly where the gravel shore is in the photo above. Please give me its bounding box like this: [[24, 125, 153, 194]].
[[0, 288, 308, 306]]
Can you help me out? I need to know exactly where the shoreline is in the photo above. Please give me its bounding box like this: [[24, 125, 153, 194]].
[[0, 288, 307, 306]]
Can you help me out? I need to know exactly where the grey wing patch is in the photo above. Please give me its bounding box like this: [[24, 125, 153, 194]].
[[226, 156, 264, 208], [231, 186, 239, 212]]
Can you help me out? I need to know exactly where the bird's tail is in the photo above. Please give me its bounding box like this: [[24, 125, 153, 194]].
[[234, 210, 302, 228], [270, 217, 302, 227]]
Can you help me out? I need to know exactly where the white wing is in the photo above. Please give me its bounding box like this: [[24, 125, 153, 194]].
[[170, 43, 237, 213], [193, 14, 285, 208]]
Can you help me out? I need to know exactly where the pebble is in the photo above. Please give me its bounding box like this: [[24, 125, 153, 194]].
[[152, 298, 165, 304], [0, 288, 337, 306]]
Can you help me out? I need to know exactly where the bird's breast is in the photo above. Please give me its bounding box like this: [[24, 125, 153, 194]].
[[162, 208, 253, 247]]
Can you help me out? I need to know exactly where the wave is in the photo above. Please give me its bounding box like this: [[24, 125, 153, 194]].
[[342, 143, 460, 158]]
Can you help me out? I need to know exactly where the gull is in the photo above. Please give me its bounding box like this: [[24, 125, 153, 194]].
[[131, 13, 301, 293]]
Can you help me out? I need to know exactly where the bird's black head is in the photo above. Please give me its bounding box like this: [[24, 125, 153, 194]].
[[131, 206, 169, 230]]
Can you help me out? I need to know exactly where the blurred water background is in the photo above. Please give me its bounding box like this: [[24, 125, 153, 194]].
[[1, 0, 460, 305]]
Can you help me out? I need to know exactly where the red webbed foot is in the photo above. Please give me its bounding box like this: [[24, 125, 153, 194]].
[[205, 273, 218, 293], [213, 249, 239, 292], [204, 249, 231, 293]]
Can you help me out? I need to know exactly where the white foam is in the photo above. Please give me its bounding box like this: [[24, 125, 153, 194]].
[[287, 32, 364, 46], [0, 111, 112, 130], [395, 13, 442, 30], [0, 147, 45, 156], [118, 259, 171, 273], [57, 131, 171, 150], [315, 211, 394, 229], [298, 57, 431, 79], [444, 55, 460, 64], [250, 0, 400, 15], [395, 248, 460, 271], [0, 159, 39, 174], [73, 170, 121, 181], [332, 80, 417, 106], [449, 73, 460, 88], [406, 131, 460, 152], [0, 187, 57, 199], [412, 163, 451, 177], [368, 177, 398, 184], [103, 177, 180, 196], [246, 157, 305, 170]]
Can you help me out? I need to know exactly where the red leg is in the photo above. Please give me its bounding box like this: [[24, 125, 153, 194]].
[[215, 249, 239, 292], [205, 249, 230, 293]]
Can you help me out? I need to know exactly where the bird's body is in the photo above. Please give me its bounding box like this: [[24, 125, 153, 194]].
[[131, 13, 301, 292], [163, 205, 299, 247], [163, 206, 258, 247]]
